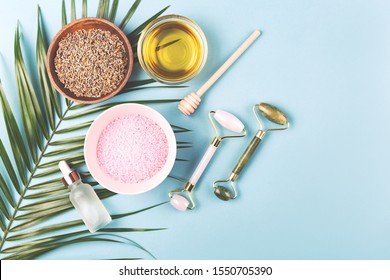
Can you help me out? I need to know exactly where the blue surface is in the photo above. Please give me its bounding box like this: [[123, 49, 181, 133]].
[[0, 0, 390, 260]]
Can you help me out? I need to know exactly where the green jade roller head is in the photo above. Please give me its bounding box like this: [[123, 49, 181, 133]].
[[213, 103, 289, 201]]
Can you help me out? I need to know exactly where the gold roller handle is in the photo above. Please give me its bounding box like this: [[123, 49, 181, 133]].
[[229, 130, 265, 181]]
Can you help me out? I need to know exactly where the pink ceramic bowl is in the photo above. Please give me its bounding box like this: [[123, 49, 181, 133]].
[[84, 104, 176, 194]]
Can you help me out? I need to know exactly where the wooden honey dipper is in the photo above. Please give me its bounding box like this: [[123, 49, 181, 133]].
[[178, 30, 261, 116]]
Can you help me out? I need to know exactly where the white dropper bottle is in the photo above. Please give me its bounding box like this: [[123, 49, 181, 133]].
[[59, 160, 112, 233]]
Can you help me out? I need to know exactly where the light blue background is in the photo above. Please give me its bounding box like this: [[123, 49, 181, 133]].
[[0, 0, 389, 259]]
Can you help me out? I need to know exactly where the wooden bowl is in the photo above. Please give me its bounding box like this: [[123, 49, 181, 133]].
[[47, 18, 133, 104]]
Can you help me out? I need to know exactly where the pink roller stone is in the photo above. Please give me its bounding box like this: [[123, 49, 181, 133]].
[[214, 110, 245, 133], [170, 194, 189, 211], [96, 114, 168, 184]]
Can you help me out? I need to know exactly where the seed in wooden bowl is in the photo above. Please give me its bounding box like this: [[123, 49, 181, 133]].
[[54, 28, 128, 98]]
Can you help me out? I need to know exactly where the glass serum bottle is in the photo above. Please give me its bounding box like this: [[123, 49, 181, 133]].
[[59, 161, 112, 233]]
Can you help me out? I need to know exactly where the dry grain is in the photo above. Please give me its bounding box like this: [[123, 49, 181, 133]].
[[54, 28, 128, 98]]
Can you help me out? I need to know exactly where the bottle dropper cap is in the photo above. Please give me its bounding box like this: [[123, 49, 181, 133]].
[[59, 160, 80, 187]]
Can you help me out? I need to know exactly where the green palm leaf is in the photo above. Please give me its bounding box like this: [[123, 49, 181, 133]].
[[120, 0, 141, 29], [0, 196, 11, 220], [0, 216, 5, 232], [0, 173, 16, 207], [0, 140, 21, 195], [8, 201, 167, 241], [15, 24, 48, 155], [97, 0, 110, 19], [64, 99, 180, 120], [43, 146, 84, 158], [71, 0, 76, 21], [0, 81, 31, 179], [49, 135, 85, 146], [109, 0, 119, 21], [62, 0, 67, 26], [37, 7, 61, 127], [61, 0, 71, 107], [24, 186, 68, 199], [82, 0, 87, 18], [55, 120, 93, 134], [127, 5, 170, 41], [4, 234, 155, 260], [29, 177, 63, 190], [3, 228, 164, 254], [0, 0, 189, 260]]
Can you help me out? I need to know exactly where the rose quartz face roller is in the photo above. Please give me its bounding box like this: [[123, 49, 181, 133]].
[[178, 30, 261, 116], [169, 110, 246, 211]]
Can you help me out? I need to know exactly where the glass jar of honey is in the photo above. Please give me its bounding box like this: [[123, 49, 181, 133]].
[[137, 15, 208, 84]]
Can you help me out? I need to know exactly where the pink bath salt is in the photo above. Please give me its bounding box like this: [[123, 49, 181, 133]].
[[96, 114, 169, 184]]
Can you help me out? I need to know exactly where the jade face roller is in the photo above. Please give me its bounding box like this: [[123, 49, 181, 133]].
[[169, 110, 246, 211], [213, 103, 289, 201]]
